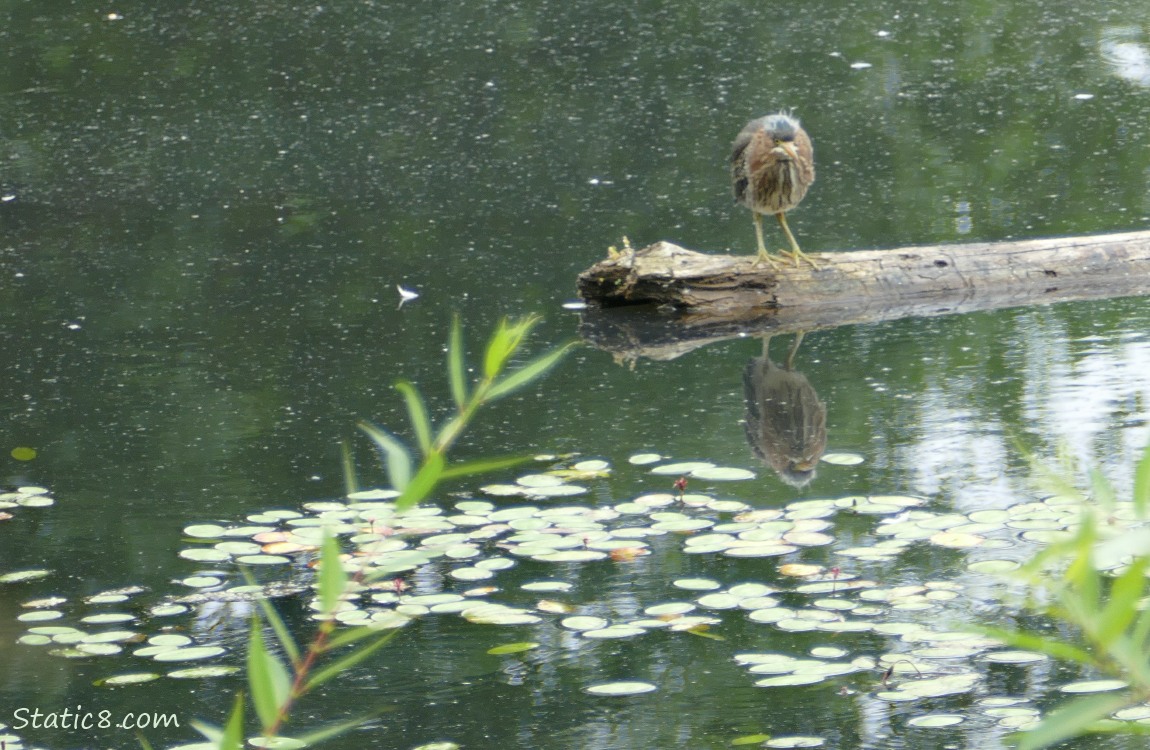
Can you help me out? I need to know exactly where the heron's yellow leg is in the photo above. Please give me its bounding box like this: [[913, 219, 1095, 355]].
[[785, 331, 805, 370], [752, 213, 781, 269], [776, 213, 820, 269]]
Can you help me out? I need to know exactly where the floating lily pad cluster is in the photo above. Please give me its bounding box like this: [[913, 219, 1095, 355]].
[[8, 450, 1150, 746], [0, 485, 54, 522], [0, 722, 38, 750], [10, 582, 230, 680]]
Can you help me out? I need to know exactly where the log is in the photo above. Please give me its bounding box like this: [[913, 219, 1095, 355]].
[[577, 231, 1150, 332]]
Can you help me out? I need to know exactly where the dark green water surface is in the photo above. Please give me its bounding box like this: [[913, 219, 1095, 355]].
[[2, 1, 1150, 749]]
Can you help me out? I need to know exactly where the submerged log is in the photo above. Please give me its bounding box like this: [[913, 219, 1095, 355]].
[[576, 231, 1150, 330]]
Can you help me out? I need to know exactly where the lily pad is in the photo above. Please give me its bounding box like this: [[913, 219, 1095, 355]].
[[180, 576, 223, 588], [820, 452, 864, 466], [81, 631, 139, 644], [650, 461, 715, 475], [1060, 679, 1127, 693], [754, 674, 824, 687], [0, 569, 52, 583], [585, 681, 657, 696], [183, 524, 227, 538], [689, 467, 756, 481], [531, 550, 607, 563], [581, 626, 646, 639], [76, 643, 124, 656], [561, 616, 610, 631], [152, 646, 227, 662], [96, 673, 162, 687], [983, 651, 1049, 664], [17, 610, 64, 622], [674, 578, 722, 591], [966, 559, 1021, 574], [167, 666, 242, 679], [179, 549, 231, 563], [696, 593, 743, 609], [521, 581, 572, 593], [765, 737, 826, 748], [80, 613, 135, 625], [644, 602, 695, 616], [149, 635, 193, 647], [907, 714, 965, 728]]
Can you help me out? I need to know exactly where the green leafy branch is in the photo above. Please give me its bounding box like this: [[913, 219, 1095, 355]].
[[178, 314, 572, 749], [980, 441, 1150, 750], [190, 533, 401, 750], [359, 314, 574, 513]]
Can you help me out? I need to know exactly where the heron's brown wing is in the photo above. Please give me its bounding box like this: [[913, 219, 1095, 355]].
[[793, 126, 816, 187], [730, 123, 759, 203], [742, 357, 767, 461]]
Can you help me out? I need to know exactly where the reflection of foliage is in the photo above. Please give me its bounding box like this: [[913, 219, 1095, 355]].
[[982, 441, 1150, 749]]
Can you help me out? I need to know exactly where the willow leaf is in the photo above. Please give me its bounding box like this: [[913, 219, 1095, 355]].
[[243, 567, 300, 665], [440, 454, 532, 479], [304, 629, 401, 692], [486, 342, 574, 401], [1096, 557, 1147, 645], [294, 709, 394, 748], [318, 531, 348, 616], [1090, 466, 1116, 513], [395, 453, 445, 513], [248, 618, 291, 730], [1135, 440, 1150, 519], [974, 625, 1096, 666], [483, 315, 539, 379], [448, 315, 467, 409], [483, 317, 515, 379], [357, 421, 412, 491], [1015, 692, 1132, 750], [325, 624, 395, 650], [189, 719, 222, 745], [340, 439, 358, 496], [395, 381, 432, 456], [221, 692, 245, 750]]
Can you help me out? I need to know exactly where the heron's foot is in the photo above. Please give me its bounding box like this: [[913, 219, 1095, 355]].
[[752, 248, 783, 270], [781, 247, 821, 269]]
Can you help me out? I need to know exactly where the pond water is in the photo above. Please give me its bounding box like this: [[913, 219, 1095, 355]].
[[3, 1, 1150, 749]]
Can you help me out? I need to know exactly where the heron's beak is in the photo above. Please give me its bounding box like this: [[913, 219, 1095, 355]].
[[776, 142, 798, 161]]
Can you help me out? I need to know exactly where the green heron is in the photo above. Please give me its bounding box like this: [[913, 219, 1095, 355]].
[[730, 113, 817, 267], [743, 333, 827, 487]]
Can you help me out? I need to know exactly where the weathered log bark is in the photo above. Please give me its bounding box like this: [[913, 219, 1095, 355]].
[[575, 230, 1150, 362], [577, 231, 1150, 331]]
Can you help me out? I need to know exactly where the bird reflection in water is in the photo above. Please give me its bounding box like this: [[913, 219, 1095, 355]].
[[743, 333, 827, 487]]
